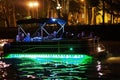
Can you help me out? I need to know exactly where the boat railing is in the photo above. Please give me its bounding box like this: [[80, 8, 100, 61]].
[[3, 38, 98, 55]]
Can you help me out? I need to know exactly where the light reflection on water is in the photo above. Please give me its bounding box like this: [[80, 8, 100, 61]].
[[0, 55, 106, 80], [0, 39, 120, 80], [0, 54, 120, 80]]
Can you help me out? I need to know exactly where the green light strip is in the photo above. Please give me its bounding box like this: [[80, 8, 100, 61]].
[[5, 53, 92, 59], [5, 53, 93, 65]]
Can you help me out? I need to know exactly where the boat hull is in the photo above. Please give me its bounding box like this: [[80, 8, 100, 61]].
[[3, 39, 96, 55]]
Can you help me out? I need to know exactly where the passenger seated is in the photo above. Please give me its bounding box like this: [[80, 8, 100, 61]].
[[81, 31, 85, 38], [23, 33, 31, 42], [16, 35, 20, 42], [53, 31, 57, 38], [89, 32, 94, 38], [19, 33, 25, 41]]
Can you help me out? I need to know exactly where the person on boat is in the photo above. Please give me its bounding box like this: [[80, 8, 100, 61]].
[[20, 33, 25, 41], [89, 32, 94, 38], [16, 35, 20, 42], [16, 32, 22, 42], [16, 32, 25, 42], [77, 33, 81, 38], [23, 33, 31, 42], [53, 31, 57, 38], [81, 31, 85, 38]]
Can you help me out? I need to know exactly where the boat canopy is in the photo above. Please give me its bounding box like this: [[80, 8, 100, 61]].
[[16, 18, 66, 25], [16, 18, 66, 41]]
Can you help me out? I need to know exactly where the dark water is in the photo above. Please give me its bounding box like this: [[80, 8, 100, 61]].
[[1, 53, 120, 80]]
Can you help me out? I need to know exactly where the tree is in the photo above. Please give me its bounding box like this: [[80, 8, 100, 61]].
[[105, 0, 120, 24], [69, 0, 81, 25], [87, 0, 100, 25], [48, 0, 70, 24], [0, 0, 17, 27]]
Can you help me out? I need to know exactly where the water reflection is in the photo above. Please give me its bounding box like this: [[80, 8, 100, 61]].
[[0, 54, 95, 80], [0, 61, 18, 80], [0, 54, 120, 80]]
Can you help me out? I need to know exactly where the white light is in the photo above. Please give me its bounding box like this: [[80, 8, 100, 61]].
[[0, 42, 7, 47], [56, 4, 62, 9], [97, 44, 105, 52], [97, 47, 101, 52], [52, 18, 56, 22]]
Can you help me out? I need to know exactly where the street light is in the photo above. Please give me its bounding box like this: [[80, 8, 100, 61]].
[[28, 1, 39, 18], [81, 0, 84, 2], [28, 2, 39, 7]]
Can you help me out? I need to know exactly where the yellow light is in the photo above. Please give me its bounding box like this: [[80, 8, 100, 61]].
[[33, 2, 39, 7], [81, 0, 84, 2], [28, 2, 39, 8], [28, 2, 34, 7]]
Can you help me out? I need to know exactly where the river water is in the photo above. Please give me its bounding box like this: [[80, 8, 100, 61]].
[[0, 40, 120, 80], [0, 53, 120, 80]]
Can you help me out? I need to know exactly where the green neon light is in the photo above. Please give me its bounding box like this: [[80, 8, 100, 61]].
[[5, 53, 90, 58], [5, 53, 93, 65], [69, 47, 73, 51]]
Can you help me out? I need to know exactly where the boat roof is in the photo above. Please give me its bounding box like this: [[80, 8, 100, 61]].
[[16, 18, 66, 25]]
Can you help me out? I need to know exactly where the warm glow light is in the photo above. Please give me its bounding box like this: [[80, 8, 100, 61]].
[[33, 2, 39, 7], [81, 0, 84, 2], [97, 44, 106, 53], [29, 2, 34, 7], [0, 39, 9, 47], [28, 2, 39, 8], [0, 42, 7, 47]]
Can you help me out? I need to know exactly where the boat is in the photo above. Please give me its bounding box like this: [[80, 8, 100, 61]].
[[2, 18, 107, 59]]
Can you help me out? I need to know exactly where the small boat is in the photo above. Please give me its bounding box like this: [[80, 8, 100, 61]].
[[3, 18, 107, 59]]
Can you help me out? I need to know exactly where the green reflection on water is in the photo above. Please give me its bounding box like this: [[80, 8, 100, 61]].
[[4, 53, 94, 80]]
